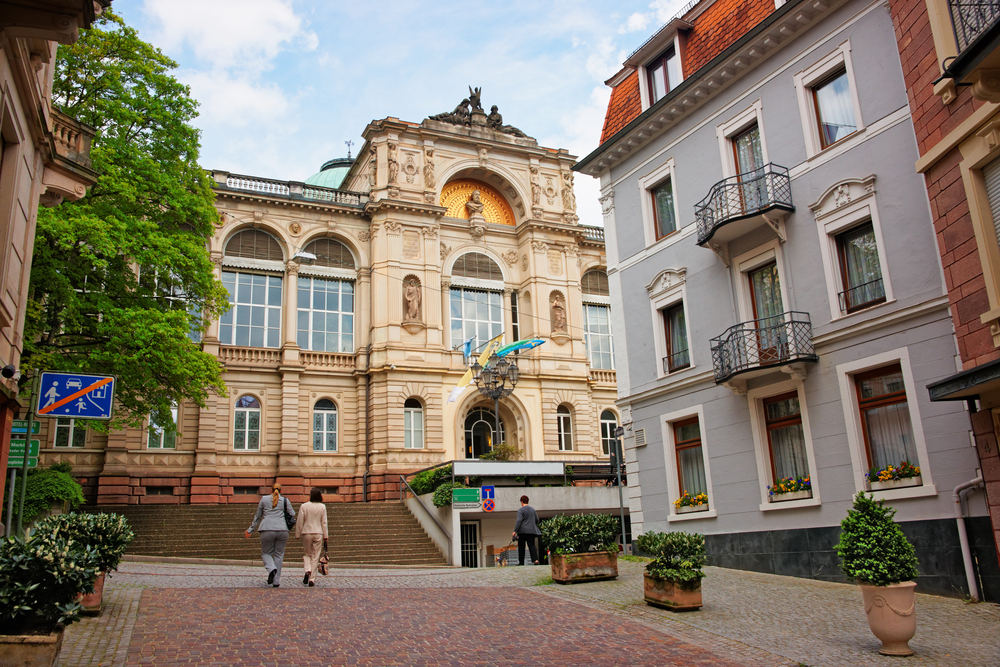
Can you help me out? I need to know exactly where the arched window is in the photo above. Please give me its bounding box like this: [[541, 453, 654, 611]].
[[313, 399, 337, 452], [582, 269, 614, 370], [600, 410, 618, 457], [303, 238, 355, 270], [557, 405, 573, 451], [221, 230, 284, 348], [450, 253, 504, 347], [452, 253, 503, 281], [404, 398, 424, 449], [234, 395, 261, 451], [464, 407, 505, 459], [225, 229, 284, 261]]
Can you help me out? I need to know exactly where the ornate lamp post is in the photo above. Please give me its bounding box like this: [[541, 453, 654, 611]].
[[470, 353, 519, 452]]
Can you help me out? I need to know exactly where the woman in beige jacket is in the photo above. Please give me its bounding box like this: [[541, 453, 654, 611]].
[[295, 487, 329, 586]]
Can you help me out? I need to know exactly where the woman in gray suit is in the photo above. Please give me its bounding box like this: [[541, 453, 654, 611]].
[[246, 482, 294, 587]]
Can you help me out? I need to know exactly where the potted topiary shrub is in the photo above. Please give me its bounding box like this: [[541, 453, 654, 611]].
[[539, 513, 619, 584], [0, 523, 100, 666], [636, 531, 706, 611], [34, 513, 135, 615], [836, 491, 920, 656]]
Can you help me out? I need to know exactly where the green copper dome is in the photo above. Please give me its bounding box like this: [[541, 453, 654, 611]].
[[305, 157, 353, 190]]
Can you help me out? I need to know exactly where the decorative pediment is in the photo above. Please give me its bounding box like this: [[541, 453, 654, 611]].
[[646, 268, 687, 298], [809, 175, 876, 220]]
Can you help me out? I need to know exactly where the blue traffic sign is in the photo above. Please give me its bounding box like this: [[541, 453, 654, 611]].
[[35, 372, 116, 420], [481, 485, 494, 500]]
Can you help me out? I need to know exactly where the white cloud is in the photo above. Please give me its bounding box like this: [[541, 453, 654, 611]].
[[619, 12, 650, 34], [142, 0, 316, 71], [586, 37, 620, 82], [180, 71, 292, 128]]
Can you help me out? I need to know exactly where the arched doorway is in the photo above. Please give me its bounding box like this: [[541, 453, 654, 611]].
[[464, 406, 507, 459]]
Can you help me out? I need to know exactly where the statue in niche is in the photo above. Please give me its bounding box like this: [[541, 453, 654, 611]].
[[387, 142, 399, 184], [530, 166, 541, 206], [368, 147, 377, 187], [551, 295, 567, 333], [562, 172, 576, 212], [423, 148, 435, 187], [404, 280, 421, 321]]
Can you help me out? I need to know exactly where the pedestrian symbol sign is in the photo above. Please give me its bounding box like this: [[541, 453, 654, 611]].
[[35, 372, 116, 420]]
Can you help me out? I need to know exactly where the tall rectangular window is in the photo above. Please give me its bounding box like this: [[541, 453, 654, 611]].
[[647, 47, 682, 104], [297, 276, 355, 352], [763, 392, 809, 482], [557, 406, 573, 451], [583, 304, 614, 370], [148, 404, 178, 449], [813, 69, 857, 149], [600, 410, 618, 457], [219, 271, 282, 348], [855, 364, 918, 474], [663, 302, 689, 373], [652, 179, 676, 239], [450, 288, 503, 347], [674, 417, 707, 496], [510, 291, 520, 342], [837, 222, 885, 313], [404, 399, 424, 449], [54, 418, 86, 448]]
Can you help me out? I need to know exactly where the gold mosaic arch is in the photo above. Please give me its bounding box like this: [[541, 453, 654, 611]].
[[440, 179, 516, 226]]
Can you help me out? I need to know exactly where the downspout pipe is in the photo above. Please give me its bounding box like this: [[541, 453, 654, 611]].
[[954, 475, 984, 601]]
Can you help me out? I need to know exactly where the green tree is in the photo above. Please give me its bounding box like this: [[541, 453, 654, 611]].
[[24, 11, 228, 429]]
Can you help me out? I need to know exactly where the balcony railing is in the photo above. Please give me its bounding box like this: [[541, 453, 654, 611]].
[[51, 109, 95, 169], [220, 173, 364, 207], [662, 349, 690, 374], [580, 225, 605, 242], [838, 277, 886, 314], [709, 312, 817, 384], [218, 346, 281, 367], [949, 0, 1000, 51], [695, 163, 794, 246]]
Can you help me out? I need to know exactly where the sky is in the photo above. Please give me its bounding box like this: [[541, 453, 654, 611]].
[[111, 0, 691, 228]]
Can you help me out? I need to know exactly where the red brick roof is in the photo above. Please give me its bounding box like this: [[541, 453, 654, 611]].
[[598, 0, 776, 147], [600, 71, 641, 144]]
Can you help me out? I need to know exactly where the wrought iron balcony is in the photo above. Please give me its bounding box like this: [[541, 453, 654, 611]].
[[709, 312, 817, 384], [695, 163, 794, 247], [941, 1, 1000, 93], [950, 0, 1000, 51]]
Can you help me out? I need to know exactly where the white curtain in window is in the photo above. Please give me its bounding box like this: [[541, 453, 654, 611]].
[[678, 447, 707, 495], [815, 72, 857, 146], [668, 305, 689, 368], [841, 224, 883, 306], [863, 402, 917, 470]]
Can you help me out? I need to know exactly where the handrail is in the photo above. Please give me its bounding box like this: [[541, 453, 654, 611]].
[[398, 474, 451, 539], [695, 163, 793, 246], [709, 311, 816, 383]]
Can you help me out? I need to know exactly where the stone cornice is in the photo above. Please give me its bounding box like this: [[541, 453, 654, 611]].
[[213, 188, 369, 217], [364, 198, 446, 217]]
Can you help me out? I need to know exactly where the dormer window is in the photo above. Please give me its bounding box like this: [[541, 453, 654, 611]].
[[647, 47, 682, 104]]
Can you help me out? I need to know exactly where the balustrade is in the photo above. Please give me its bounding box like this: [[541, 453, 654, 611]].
[[709, 311, 817, 384], [949, 0, 1000, 51]]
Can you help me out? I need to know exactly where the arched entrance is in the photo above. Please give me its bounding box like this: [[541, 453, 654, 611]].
[[464, 406, 507, 459]]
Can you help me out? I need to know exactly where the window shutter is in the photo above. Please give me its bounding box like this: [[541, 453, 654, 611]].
[[634, 428, 646, 447], [984, 156, 1000, 247]]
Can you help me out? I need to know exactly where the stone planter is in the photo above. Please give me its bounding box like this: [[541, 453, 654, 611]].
[[869, 476, 921, 492], [768, 490, 812, 503], [859, 581, 917, 656], [643, 573, 702, 611], [78, 571, 106, 615], [0, 628, 65, 667], [550, 551, 618, 584], [676, 504, 709, 515]]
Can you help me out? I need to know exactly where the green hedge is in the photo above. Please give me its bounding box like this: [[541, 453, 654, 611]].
[[539, 513, 618, 555], [837, 492, 918, 586], [0, 467, 86, 526], [409, 465, 452, 496], [636, 531, 706, 590], [34, 512, 134, 573]]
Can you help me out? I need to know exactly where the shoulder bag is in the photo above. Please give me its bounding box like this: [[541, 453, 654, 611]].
[[283, 496, 296, 530]]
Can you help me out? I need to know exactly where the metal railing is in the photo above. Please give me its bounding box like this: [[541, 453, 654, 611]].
[[838, 277, 886, 314], [695, 163, 793, 246], [222, 173, 364, 206], [662, 349, 690, 374], [580, 225, 605, 242], [709, 311, 817, 383], [949, 0, 1000, 51]]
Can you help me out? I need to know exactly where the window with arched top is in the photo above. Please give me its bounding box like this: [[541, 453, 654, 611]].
[[313, 399, 337, 452], [450, 252, 505, 348], [600, 410, 618, 457], [465, 407, 505, 459], [234, 395, 261, 451], [557, 405, 574, 451], [303, 238, 356, 270], [582, 269, 614, 370], [404, 398, 424, 449], [581, 270, 610, 296], [452, 253, 503, 281], [225, 229, 284, 261]]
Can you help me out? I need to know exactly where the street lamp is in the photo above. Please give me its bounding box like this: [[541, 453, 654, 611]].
[[471, 352, 519, 454]]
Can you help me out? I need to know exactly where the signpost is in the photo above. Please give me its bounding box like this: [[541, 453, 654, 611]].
[[8, 439, 40, 459], [452, 487, 481, 510], [613, 428, 627, 554], [35, 372, 116, 420], [11, 420, 40, 434], [481, 487, 495, 513]]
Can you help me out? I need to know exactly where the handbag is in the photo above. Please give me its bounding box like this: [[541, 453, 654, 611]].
[[283, 497, 296, 530], [318, 544, 329, 576]]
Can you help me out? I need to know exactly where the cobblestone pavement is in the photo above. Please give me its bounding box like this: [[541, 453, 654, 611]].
[[56, 560, 1000, 667]]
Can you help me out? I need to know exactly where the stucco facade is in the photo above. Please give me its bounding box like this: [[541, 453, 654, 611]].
[[578, 0, 995, 598]]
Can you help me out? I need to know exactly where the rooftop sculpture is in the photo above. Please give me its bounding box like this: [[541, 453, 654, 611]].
[[428, 86, 528, 138]]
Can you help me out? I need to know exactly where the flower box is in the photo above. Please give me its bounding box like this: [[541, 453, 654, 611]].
[[644, 573, 702, 611], [0, 629, 65, 667], [550, 551, 618, 584], [869, 476, 921, 492], [676, 504, 709, 515], [768, 490, 812, 503]]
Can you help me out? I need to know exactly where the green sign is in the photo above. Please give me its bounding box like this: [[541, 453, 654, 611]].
[[7, 456, 37, 469], [9, 439, 40, 457], [452, 487, 481, 509], [11, 420, 40, 434]]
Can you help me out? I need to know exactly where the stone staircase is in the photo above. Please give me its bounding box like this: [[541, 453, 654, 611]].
[[87, 502, 447, 566]]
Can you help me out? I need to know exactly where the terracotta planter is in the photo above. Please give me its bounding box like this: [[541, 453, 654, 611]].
[[859, 581, 917, 656], [676, 504, 708, 515], [550, 551, 618, 584], [0, 628, 65, 667], [768, 490, 812, 502], [869, 476, 921, 492], [643, 573, 702, 611], [78, 571, 106, 616]]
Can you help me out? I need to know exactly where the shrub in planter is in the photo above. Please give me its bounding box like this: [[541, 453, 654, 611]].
[[637, 531, 706, 611], [410, 465, 453, 496], [478, 443, 520, 461], [432, 481, 467, 507], [1, 466, 85, 527], [33, 513, 134, 575], [836, 491, 920, 656], [539, 514, 619, 583]]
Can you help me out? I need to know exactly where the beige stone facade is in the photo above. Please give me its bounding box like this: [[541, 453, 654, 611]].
[[43, 109, 618, 504]]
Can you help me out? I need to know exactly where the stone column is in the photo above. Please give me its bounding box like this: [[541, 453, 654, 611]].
[[283, 261, 301, 365]]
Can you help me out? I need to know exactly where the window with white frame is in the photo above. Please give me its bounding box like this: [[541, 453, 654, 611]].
[[450, 288, 503, 347], [717, 101, 769, 181], [854, 364, 919, 478], [557, 405, 573, 451], [646, 46, 682, 105], [233, 395, 261, 451], [297, 276, 354, 352], [148, 404, 178, 449], [836, 221, 885, 313], [646, 268, 689, 378], [638, 158, 681, 247], [793, 42, 864, 158], [312, 399, 337, 452], [54, 418, 86, 448], [404, 398, 424, 449], [600, 410, 618, 457], [582, 269, 613, 369], [662, 301, 689, 373], [763, 392, 810, 484], [219, 271, 283, 348]]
